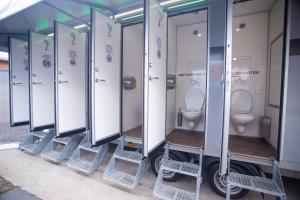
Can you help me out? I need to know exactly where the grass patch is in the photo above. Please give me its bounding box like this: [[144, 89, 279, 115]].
[[0, 176, 14, 194]]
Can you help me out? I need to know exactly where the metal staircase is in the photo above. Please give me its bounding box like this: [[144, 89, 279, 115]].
[[20, 129, 54, 155], [67, 134, 108, 175], [226, 155, 286, 200], [153, 144, 203, 200], [103, 138, 148, 189], [40, 133, 84, 163]]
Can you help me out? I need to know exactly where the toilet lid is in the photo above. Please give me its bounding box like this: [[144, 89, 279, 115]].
[[185, 88, 205, 111], [231, 89, 252, 113]]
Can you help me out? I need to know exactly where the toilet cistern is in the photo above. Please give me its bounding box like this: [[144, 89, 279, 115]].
[[230, 89, 255, 133], [181, 88, 205, 129]]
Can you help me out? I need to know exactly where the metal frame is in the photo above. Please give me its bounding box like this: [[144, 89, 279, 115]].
[[220, 0, 233, 176], [8, 37, 29, 127], [54, 21, 88, 137], [142, 0, 149, 157], [153, 144, 204, 200], [226, 155, 286, 200]]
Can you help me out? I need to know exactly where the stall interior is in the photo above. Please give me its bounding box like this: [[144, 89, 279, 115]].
[[228, 0, 285, 158], [166, 10, 208, 149], [122, 23, 143, 142]]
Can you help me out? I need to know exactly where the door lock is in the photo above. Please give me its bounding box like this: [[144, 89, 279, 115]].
[[32, 81, 43, 85], [58, 80, 69, 84], [149, 76, 159, 81], [95, 78, 106, 83], [12, 82, 22, 85]]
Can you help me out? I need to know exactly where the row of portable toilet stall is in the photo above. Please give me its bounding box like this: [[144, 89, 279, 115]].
[[6, 0, 300, 199], [10, 0, 175, 195]]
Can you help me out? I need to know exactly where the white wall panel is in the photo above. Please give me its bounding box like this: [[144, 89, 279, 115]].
[[144, 0, 167, 154], [122, 24, 143, 132], [91, 10, 121, 143], [29, 32, 54, 129], [55, 23, 87, 135], [9, 38, 29, 125]]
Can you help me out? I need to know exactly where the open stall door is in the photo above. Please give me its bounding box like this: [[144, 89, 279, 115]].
[[220, 0, 233, 175], [90, 9, 121, 145], [9, 38, 29, 126], [55, 22, 87, 136], [29, 31, 54, 131], [143, 0, 167, 156]]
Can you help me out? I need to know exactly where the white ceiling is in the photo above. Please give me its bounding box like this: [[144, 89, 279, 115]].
[[233, 0, 276, 17], [168, 10, 207, 27], [168, 0, 276, 27]]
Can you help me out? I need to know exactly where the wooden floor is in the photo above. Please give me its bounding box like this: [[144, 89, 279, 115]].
[[123, 126, 142, 139], [229, 135, 276, 158], [123, 126, 276, 158], [166, 129, 204, 148]]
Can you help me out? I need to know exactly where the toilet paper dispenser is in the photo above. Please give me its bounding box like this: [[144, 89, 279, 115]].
[[167, 74, 176, 90], [123, 76, 136, 90]]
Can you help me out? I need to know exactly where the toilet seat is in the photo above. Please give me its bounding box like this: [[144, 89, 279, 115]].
[[185, 88, 205, 112], [231, 89, 252, 114]]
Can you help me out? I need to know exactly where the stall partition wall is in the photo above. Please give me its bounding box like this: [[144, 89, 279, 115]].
[[29, 32, 54, 131], [280, 0, 300, 171], [90, 9, 121, 145], [122, 24, 143, 132], [265, 0, 285, 148], [9, 38, 29, 126], [55, 22, 87, 136], [143, 0, 167, 156]]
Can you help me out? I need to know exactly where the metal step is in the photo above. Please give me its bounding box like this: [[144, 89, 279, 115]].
[[40, 133, 83, 163], [154, 183, 196, 200], [153, 144, 203, 200], [229, 173, 282, 195], [67, 134, 108, 175], [226, 157, 286, 200], [53, 136, 72, 145], [20, 129, 54, 155], [103, 169, 135, 188], [31, 130, 50, 138], [103, 138, 148, 189], [114, 149, 143, 163], [161, 160, 201, 178]]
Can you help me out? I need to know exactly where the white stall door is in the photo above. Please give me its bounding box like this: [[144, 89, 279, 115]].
[[55, 23, 87, 135], [29, 32, 54, 130], [91, 9, 121, 144], [9, 38, 29, 126], [144, 0, 167, 156]]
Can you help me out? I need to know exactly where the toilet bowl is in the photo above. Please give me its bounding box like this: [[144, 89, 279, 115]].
[[230, 89, 255, 133], [182, 88, 205, 129]]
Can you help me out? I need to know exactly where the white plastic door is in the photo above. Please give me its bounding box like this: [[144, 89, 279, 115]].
[[9, 38, 29, 126], [55, 22, 87, 136], [91, 9, 121, 145], [29, 31, 54, 130], [143, 0, 167, 156], [220, 0, 233, 175]]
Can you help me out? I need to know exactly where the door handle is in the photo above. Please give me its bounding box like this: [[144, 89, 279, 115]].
[[12, 82, 23, 85], [32, 81, 42, 85], [95, 78, 106, 83], [149, 76, 159, 81], [58, 80, 69, 84]]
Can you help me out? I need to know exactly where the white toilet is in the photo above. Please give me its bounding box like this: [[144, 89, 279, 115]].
[[182, 88, 205, 129], [230, 89, 255, 133]]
